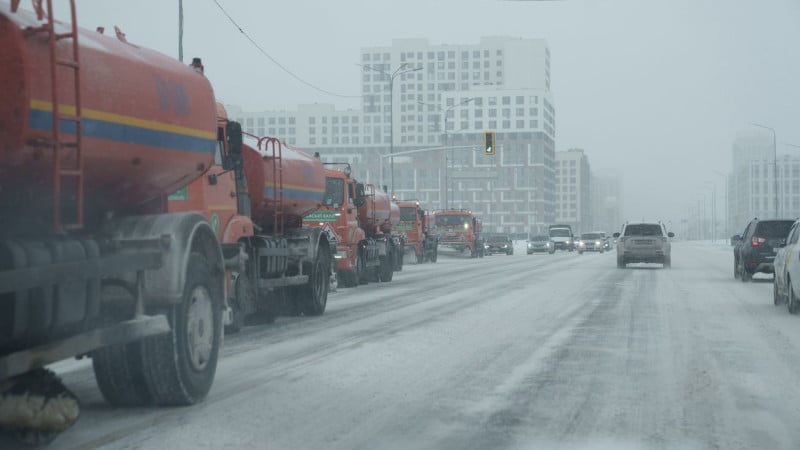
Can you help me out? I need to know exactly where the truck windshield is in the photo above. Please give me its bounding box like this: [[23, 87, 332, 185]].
[[323, 177, 344, 206], [550, 228, 571, 237], [531, 235, 550, 241], [436, 215, 468, 227], [581, 233, 603, 240], [400, 207, 417, 222]]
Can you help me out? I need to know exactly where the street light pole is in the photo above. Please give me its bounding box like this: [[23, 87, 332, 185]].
[[713, 171, 728, 239], [752, 122, 778, 217], [361, 63, 421, 197], [443, 98, 473, 209]]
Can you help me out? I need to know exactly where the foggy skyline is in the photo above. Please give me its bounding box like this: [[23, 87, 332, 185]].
[[49, 0, 800, 227]]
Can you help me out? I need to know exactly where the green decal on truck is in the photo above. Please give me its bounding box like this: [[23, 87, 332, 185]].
[[168, 187, 188, 201], [394, 224, 414, 231], [303, 211, 340, 222]]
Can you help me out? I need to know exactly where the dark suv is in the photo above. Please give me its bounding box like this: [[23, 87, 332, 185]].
[[485, 234, 514, 255], [733, 218, 794, 281]]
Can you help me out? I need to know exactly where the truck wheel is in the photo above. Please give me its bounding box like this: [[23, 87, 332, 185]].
[[617, 256, 626, 268], [734, 259, 740, 279], [225, 273, 252, 334], [299, 244, 330, 316], [140, 252, 222, 406], [431, 248, 438, 263], [378, 255, 394, 282], [663, 256, 671, 268], [93, 341, 152, 406], [356, 253, 370, 285]]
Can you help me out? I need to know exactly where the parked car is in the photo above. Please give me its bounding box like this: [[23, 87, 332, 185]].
[[774, 220, 799, 311], [485, 234, 514, 255], [733, 218, 794, 281], [527, 235, 555, 254], [614, 222, 674, 268], [577, 232, 606, 254]]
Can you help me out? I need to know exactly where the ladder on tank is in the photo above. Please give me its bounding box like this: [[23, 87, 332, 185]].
[[260, 137, 285, 235], [12, 0, 85, 231]]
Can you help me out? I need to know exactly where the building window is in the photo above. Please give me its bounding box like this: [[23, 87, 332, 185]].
[[530, 107, 539, 116], [502, 97, 510, 105], [502, 120, 510, 129], [516, 108, 525, 116], [516, 120, 524, 129], [310, 137, 316, 145], [309, 117, 316, 125]]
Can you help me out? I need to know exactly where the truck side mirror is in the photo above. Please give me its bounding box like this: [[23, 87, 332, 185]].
[[613, 232, 620, 238], [667, 232, 675, 238], [354, 183, 366, 207], [221, 121, 243, 171]]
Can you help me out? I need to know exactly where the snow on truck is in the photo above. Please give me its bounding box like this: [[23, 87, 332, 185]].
[[303, 165, 402, 287], [434, 209, 485, 258], [396, 200, 438, 263], [169, 109, 336, 333]]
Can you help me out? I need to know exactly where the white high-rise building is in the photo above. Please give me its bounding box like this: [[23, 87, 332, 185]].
[[229, 36, 556, 233], [555, 149, 591, 233]]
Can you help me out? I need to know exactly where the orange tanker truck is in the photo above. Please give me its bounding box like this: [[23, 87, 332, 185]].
[[433, 209, 485, 258], [396, 200, 438, 263], [303, 164, 402, 287], [169, 114, 335, 333], [0, 2, 230, 443]]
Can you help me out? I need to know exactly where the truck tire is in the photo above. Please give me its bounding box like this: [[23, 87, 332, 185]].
[[92, 341, 151, 407], [378, 255, 394, 282], [356, 253, 370, 285], [734, 259, 740, 279], [225, 273, 252, 334], [431, 248, 438, 263], [298, 244, 330, 316], [617, 256, 625, 268], [789, 282, 799, 315], [140, 252, 222, 406], [663, 256, 671, 268]]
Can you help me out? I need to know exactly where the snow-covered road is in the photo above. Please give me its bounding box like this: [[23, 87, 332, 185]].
[[46, 242, 800, 449]]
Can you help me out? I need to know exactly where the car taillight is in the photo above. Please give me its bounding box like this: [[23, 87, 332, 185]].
[[751, 236, 767, 247]]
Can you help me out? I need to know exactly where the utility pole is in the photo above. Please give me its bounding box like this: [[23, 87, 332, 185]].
[[178, 0, 184, 62]]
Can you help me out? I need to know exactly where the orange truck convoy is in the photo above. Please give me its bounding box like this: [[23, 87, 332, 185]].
[[396, 200, 438, 263], [302, 165, 403, 287], [0, 1, 484, 444], [433, 209, 486, 258]]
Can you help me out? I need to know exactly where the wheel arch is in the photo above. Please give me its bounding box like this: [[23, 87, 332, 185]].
[[104, 212, 225, 307]]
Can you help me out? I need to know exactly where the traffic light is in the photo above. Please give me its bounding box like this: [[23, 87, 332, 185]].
[[483, 131, 495, 156]]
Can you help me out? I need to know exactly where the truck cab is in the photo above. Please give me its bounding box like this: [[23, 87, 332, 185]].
[[434, 210, 485, 258]]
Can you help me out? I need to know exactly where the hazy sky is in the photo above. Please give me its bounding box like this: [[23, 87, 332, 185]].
[[48, 0, 800, 226]]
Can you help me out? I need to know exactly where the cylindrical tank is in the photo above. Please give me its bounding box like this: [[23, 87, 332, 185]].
[[0, 8, 217, 225], [241, 137, 325, 229], [358, 184, 391, 236]]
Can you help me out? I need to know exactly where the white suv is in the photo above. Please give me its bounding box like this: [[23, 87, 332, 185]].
[[613, 222, 674, 268]]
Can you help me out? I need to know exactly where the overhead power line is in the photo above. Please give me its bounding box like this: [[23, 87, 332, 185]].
[[212, 0, 360, 99]]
